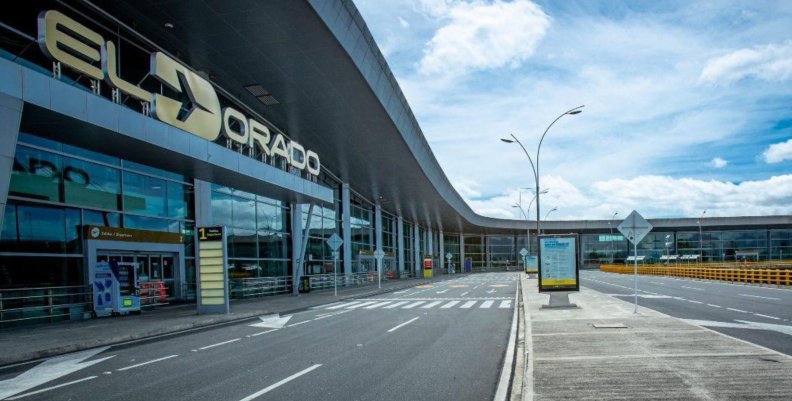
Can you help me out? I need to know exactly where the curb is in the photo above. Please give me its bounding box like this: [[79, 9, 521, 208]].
[[0, 278, 441, 368]]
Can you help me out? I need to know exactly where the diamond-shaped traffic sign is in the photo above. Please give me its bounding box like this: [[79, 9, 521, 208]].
[[446, 252, 453, 260], [519, 248, 529, 257], [326, 233, 343, 251], [617, 210, 653, 245], [373, 249, 385, 259]]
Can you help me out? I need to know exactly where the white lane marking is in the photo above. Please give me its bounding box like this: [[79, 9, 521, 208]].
[[239, 364, 322, 401], [649, 281, 664, 285], [387, 317, 420, 333], [287, 321, 311, 328], [394, 290, 409, 294], [687, 300, 703, 304], [421, 301, 443, 309], [727, 308, 749, 313], [313, 302, 342, 309], [383, 301, 409, 309], [441, 301, 461, 309], [6, 376, 98, 400], [753, 313, 781, 320], [0, 347, 113, 400], [460, 292, 469, 297], [346, 301, 377, 309], [402, 301, 425, 309], [707, 304, 722, 308], [461, 301, 477, 309], [117, 355, 179, 371], [198, 338, 240, 350], [364, 301, 393, 309], [739, 294, 780, 301], [326, 302, 359, 310], [248, 329, 278, 337], [499, 300, 512, 309], [480, 300, 494, 309], [681, 286, 704, 291], [436, 289, 449, 294]]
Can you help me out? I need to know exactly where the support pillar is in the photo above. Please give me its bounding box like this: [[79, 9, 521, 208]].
[[460, 232, 465, 273], [342, 183, 352, 282], [0, 94, 23, 233], [397, 216, 405, 273], [413, 224, 420, 277], [439, 230, 445, 274]]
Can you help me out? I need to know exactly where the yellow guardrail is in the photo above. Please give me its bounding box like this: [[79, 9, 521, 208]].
[[600, 263, 792, 286]]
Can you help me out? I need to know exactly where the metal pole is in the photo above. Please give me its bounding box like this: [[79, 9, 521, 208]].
[[633, 239, 638, 314], [377, 257, 381, 289], [333, 253, 337, 297]]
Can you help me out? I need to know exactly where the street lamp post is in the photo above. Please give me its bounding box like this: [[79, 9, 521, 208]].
[[698, 210, 706, 263], [609, 211, 619, 264], [501, 105, 584, 240], [542, 207, 558, 234], [513, 188, 548, 254]]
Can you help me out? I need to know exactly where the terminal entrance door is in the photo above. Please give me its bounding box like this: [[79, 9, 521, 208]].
[[97, 252, 177, 302]]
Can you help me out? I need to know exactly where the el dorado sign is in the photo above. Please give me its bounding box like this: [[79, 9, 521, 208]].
[[37, 10, 320, 176]]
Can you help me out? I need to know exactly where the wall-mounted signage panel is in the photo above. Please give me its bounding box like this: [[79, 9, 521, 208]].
[[538, 235, 579, 292], [84, 225, 184, 244], [196, 226, 229, 314]]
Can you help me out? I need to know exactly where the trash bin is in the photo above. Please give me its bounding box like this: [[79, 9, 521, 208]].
[[300, 276, 311, 293]]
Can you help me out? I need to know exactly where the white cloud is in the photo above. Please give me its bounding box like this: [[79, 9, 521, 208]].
[[418, 0, 550, 76], [398, 16, 410, 28], [700, 41, 792, 84], [452, 178, 482, 199], [711, 157, 728, 168], [462, 174, 792, 220], [763, 138, 792, 163]]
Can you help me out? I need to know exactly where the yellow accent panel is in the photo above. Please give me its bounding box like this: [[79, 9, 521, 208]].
[[199, 241, 223, 250], [201, 289, 225, 298], [200, 273, 224, 282], [201, 281, 224, 289], [201, 297, 224, 305], [199, 249, 224, 258], [199, 257, 224, 266], [541, 279, 577, 285], [199, 265, 224, 274]]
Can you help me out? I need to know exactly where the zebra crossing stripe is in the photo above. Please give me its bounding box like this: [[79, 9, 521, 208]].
[[421, 301, 443, 309], [347, 301, 377, 309], [480, 300, 494, 308], [460, 301, 477, 309], [364, 301, 393, 309], [402, 301, 425, 309], [327, 302, 358, 310], [383, 301, 409, 309], [441, 301, 461, 308], [499, 300, 512, 309]]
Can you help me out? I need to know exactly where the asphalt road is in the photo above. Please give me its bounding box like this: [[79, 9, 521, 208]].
[[0, 273, 518, 401], [580, 270, 792, 355]]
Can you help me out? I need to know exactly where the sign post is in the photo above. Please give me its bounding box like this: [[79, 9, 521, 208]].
[[196, 226, 229, 314], [617, 210, 653, 314], [446, 252, 453, 274], [374, 249, 385, 289], [326, 234, 343, 296], [519, 248, 529, 273], [538, 234, 580, 308]]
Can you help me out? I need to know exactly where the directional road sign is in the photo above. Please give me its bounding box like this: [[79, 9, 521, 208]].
[[617, 210, 653, 245], [326, 233, 343, 251], [446, 252, 453, 260], [373, 249, 385, 259], [519, 248, 529, 257]]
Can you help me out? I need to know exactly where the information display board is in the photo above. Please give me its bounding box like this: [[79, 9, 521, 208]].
[[525, 255, 538, 273], [423, 256, 433, 278], [196, 226, 229, 314], [537, 234, 579, 292]]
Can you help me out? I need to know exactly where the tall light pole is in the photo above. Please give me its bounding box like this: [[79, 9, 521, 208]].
[[609, 211, 619, 264], [513, 189, 548, 254], [542, 207, 558, 233], [501, 105, 584, 241], [698, 210, 706, 262]]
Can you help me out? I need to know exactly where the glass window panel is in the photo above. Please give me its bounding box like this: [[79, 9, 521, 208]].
[[232, 196, 256, 230], [257, 202, 283, 232], [83, 210, 121, 227], [258, 231, 287, 259], [65, 208, 81, 253], [211, 191, 233, 227], [61, 143, 120, 165], [167, 181, 193, 219], [229, 228, 257, 258], [16, 205, 66, 253], [17, 133, 63, 151], [0, 205, 18, 252], [123, 172, 167, 216], [62, 156, 121, 210], [122, 160, 184, 181], [123, 215, 173, 232], [0, 256, 84, 288], [10, 146, 62, 202]]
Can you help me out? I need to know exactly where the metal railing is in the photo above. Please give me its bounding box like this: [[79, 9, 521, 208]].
[[0, 285, 92, 327], [230, 276, 293, 299]]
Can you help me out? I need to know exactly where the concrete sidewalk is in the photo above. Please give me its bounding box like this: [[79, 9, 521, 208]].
[[0, 276, 448, 367], [518, 274, 792, 401]]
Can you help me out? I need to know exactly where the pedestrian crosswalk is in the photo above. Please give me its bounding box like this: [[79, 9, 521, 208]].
[[322, 298, 513, 311]]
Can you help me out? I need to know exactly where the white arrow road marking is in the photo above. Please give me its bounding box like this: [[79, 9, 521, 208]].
[[249, 314, 292, 329], [0, 347, 114, 400]]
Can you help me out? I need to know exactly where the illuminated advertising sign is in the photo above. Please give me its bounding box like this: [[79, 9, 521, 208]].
[[538, 235, 579, 292], [37, 10, 320, 176]]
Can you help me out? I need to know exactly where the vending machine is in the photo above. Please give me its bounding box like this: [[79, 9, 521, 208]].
[[93, 261, 141, 317]]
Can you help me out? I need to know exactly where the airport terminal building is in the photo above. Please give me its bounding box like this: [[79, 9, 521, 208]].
[[0, 1, 790, 324]]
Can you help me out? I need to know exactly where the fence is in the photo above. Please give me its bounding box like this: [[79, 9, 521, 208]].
[[600, 264, 792, 286], [0, 285, 92, 327]]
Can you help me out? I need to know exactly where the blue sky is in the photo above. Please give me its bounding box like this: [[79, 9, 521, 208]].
[[354, 0, 792, 220]]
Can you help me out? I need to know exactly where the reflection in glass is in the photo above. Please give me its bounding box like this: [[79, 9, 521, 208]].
[[10, 147, 62, 202], [63, 156, 121, 210], [123, 172, 167, 216]]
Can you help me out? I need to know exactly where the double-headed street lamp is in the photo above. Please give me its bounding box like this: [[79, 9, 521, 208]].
[[697, 210, 706, 262], [501, 105, 584, 237], [542, 207, 558, 234], [512, 188, 549, 253]]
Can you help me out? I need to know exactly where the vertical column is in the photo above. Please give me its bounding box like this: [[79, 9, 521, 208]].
[[460, 232, 465, 273], [397, 216, 405, 273], [439, 230, 445, 274], [290, 203, 303, 295], [0, 94, 23, 233], [342, 183, 352, 282], [427, 229, 434, 258], [375, 204, 382, 276], [413, 224, 420, 277], [193, 179, 213, 227]]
